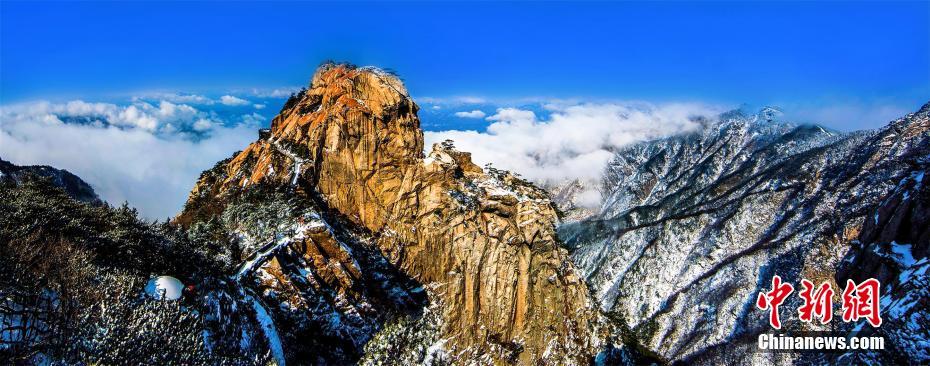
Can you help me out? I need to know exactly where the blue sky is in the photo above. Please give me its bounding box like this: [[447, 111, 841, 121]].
[[1, 1, 928, 218], [3, 1, 928, 125]]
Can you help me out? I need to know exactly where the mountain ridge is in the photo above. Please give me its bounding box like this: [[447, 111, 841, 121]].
[[0, 158, 101, 204], [563, 100, 929, 364]]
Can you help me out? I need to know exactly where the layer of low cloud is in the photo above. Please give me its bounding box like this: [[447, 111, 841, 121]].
[[133, 92, 215, 105], [0, 100, 257, 219], [132, 89, 298, 107], [220, 95, 251, 106], [425, 102, 722, 208], [454, 110, 486, 118], [0, 100, 226, 134], [5, 91, 907, 220]]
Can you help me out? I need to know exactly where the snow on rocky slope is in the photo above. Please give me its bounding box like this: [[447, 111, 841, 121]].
[[561, 103, 930, 364]]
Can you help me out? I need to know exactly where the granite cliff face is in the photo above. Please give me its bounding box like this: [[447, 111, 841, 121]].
[[180, 64, 602, 365], [562, 104, 930, 364]]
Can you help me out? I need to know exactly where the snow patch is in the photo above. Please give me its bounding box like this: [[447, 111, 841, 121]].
[[245, 293, 286, 366], [422, 338, 448, 365]]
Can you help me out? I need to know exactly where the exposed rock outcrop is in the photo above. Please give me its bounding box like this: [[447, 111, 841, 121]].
[[181, 63, 602, 364]]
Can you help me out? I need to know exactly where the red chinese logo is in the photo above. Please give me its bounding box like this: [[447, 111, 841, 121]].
[[756, 276, 883, 329], [842, 278, 883, 327], [797, 279, 834, 324], [756, 275, 794, 329]]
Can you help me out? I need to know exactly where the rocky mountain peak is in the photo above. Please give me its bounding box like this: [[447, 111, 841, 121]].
[[179, 63, 603, 364], [271, 63, 421, 160], [757, 105, 784, 122]]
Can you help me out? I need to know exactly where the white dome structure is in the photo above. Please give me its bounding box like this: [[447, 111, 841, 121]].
[[145, 275, 184, 300]]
